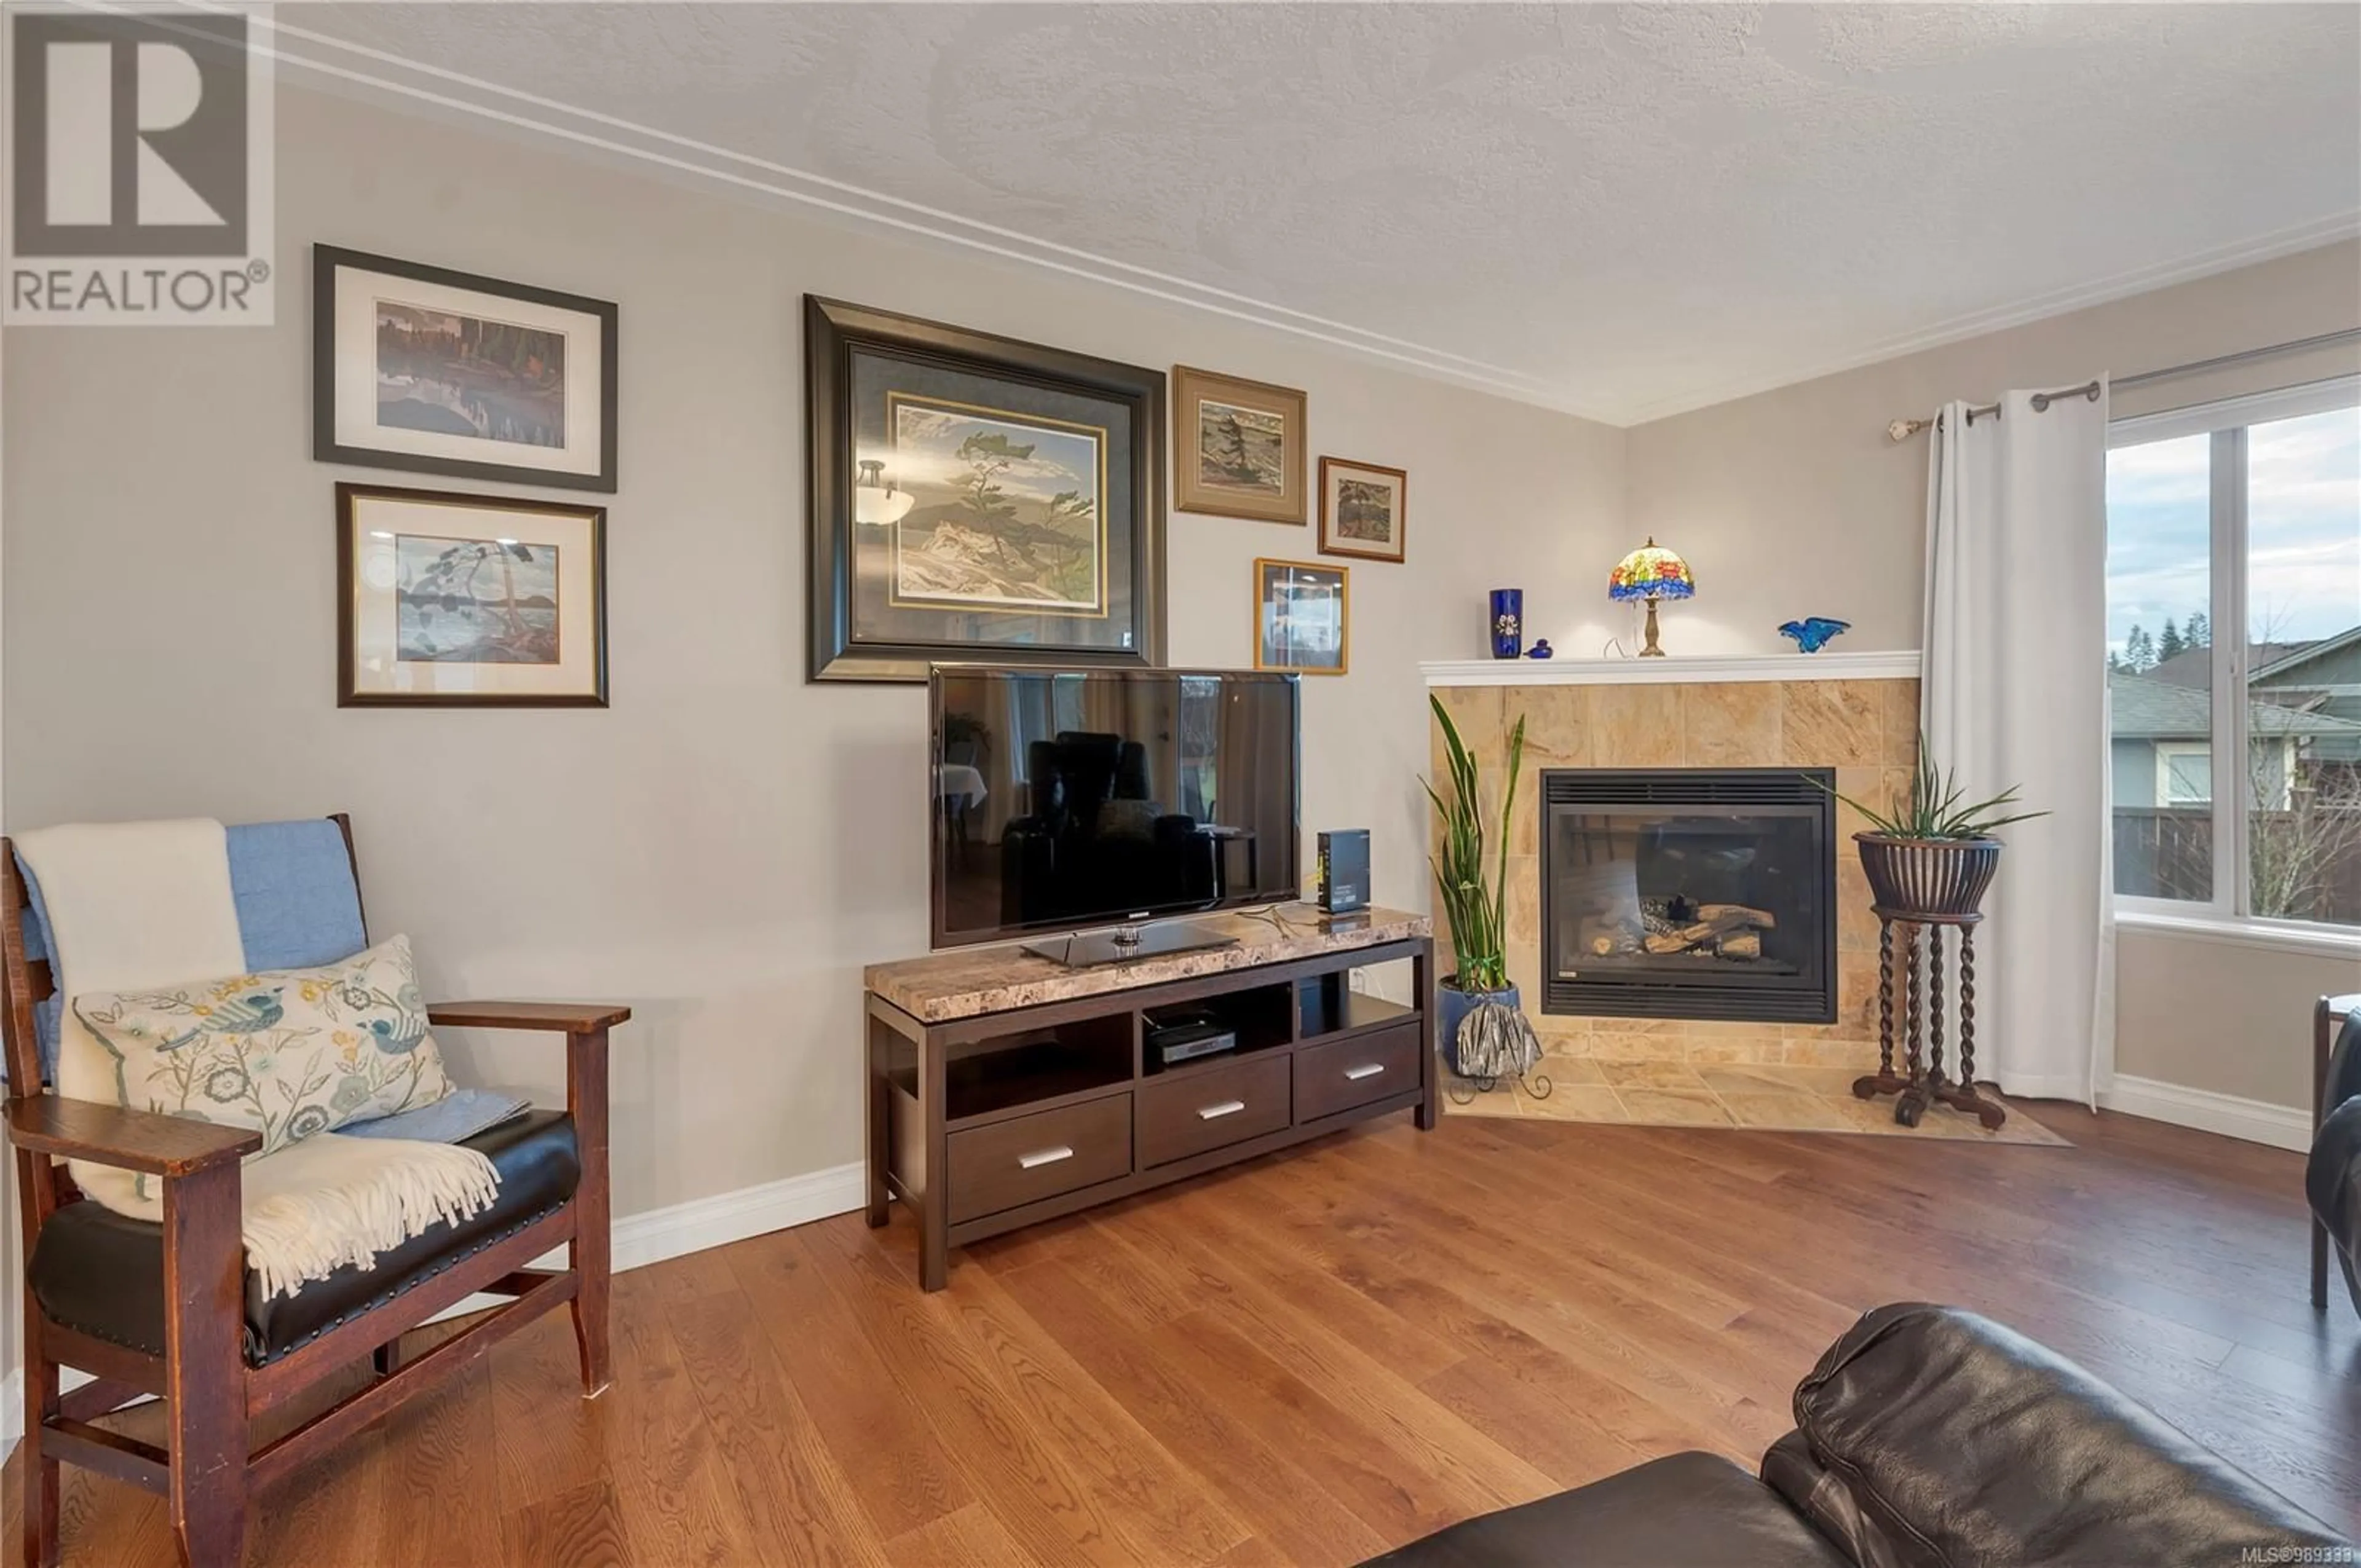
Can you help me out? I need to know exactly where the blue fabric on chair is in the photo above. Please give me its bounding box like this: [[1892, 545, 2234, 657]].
[[343, 1087, 531, 1144], [226, 819, 368, 972], [12, 851, 64, 1085], [10, 820, 368, 1086]]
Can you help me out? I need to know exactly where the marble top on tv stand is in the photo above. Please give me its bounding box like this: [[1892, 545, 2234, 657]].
[[864, 905, 1431, 1024]]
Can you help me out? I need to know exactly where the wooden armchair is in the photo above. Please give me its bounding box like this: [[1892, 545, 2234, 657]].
[[2, 816, 626, 1567]]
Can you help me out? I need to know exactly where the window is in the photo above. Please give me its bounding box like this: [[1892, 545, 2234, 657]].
[[2105, 378, 2361, 933], [2156, 745, 2212, 806]]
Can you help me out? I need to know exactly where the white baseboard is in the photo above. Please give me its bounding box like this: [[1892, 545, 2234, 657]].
[[0, 1159, 867, 1454], [2097, 1074, 2312, 1152]]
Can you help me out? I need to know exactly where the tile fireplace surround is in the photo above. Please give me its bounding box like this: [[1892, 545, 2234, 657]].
[[1425, 651, 1923, 1070]]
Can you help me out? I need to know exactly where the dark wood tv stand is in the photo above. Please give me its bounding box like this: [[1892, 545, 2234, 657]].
[[863, 906, 1435, 1290]]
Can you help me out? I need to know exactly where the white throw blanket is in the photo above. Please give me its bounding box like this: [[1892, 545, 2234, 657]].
[[16, 819, 499, 1300]]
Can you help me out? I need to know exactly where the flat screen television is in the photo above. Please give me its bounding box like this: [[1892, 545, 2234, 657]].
[[930, 666, 1301, 951]]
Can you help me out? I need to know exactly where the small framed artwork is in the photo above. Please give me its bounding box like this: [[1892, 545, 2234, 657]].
[[806, 296, 1167, 682], [1318, 457, 1408, 563], [336, 483, 607, 707], [314, 245, 619, 492], [1174, 365, 1307, 524], [1253, 557, 1348, 676]]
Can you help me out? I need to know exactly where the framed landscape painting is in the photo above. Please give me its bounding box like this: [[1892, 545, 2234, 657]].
[[806, 296, 1167, 682], [1253, 558, 1348, 676], [337, 483, 607, 706], [1173, 365, 1307, 525], [1318, 457, 1407, 563], [315, 245, 619, 492]]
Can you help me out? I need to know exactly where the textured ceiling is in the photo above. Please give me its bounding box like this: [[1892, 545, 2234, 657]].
[[280, 3, 2361, 423]]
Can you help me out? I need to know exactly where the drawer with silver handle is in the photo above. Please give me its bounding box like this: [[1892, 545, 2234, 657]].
[[1136, 1053, 1291, 1168], [946, 1093, 1131, 1223], [1294, 1021, 1423, 1122]]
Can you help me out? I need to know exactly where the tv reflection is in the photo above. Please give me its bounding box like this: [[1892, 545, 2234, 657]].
[[932, 670, 1297, 945]]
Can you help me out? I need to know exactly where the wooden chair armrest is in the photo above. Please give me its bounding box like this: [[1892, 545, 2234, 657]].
[[3, 1095, 259, 1176], [427, 1001, 631, 1033]]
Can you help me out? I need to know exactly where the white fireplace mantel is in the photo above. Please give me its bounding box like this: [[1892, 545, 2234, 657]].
[[1420, 650, 1923, 688]]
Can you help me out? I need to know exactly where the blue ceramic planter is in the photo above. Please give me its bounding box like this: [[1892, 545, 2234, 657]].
[[1438, 979, 1521, 1076]]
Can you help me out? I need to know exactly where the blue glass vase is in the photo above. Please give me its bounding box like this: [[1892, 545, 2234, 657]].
[[1489, 589, 1524, 659]]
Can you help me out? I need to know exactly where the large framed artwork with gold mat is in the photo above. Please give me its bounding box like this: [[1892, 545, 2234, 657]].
[[805, 297, 1168, 682]]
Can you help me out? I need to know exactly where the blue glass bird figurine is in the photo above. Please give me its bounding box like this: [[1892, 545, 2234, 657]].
[[1779, 617, 1851, 653]]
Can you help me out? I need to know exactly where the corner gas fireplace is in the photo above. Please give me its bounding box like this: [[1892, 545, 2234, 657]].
[[1541, 768, 1837, 1024]]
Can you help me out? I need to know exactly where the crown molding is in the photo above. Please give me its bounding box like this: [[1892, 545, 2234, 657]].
[[255, 15, 1624, 425], [251, 15, 2361, 433]]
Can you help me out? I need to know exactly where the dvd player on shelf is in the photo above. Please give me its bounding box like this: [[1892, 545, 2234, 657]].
[[1145, 1015, 1238, 1068]]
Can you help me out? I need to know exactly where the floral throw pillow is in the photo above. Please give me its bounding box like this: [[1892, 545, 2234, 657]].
[[73, 934, 456, 1156]]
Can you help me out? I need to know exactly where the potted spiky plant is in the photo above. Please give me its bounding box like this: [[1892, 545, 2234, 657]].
[[1425, 694, 1528, 1075], [1828, 741, 2047, 919]]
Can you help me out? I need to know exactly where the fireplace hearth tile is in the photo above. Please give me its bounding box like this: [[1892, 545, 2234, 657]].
[[1679, 1036, 1787, 1065], [1781, 682, 1883, 768], [1722, 1091, 1853, 1131], [1515, 1085, 1628, 1122], [1541, 1054, 1608, 1085], [1880, 681, 1924, 765], [1516, 685, 1596, 771], [1439, 1054, 2068, 1143], [1782, 1037, 1878, 1067], [1682, 684, 1783, 766], [1699, 1063, 1861, 1097], [1614, 1087, 1736, 1125], [1575, 1031, 1681, 1062], [1598, 1060, 1711, 1090], [1505, 854, 1541, 947], [1593, 685, 1687, 768]]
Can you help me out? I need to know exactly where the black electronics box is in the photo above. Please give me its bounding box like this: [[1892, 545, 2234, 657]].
[[1318, 829, 1371, 915], [1145, 1014, 1238, 1068]]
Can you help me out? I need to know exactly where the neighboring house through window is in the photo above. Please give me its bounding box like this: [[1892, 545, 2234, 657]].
[[2105, 378, 2361, 932]]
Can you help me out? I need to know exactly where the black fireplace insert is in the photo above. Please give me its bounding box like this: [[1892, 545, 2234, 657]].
[[1540, 768, 1837, 1023]]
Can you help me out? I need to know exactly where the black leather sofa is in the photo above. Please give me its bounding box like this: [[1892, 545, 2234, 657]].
[[1365, 1302, 2352, 1567], [2313, 997, 2361, 1318]]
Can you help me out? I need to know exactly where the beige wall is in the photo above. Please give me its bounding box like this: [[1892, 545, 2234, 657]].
[[0, 87, 1622, 1225], [1620, 240, 2361, 657], [1623, 240, 2361, 1110], [2116, 931, 2355, 1110]]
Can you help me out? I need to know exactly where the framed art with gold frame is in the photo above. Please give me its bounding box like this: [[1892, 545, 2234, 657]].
[[1253, 557, 1348, 676], [1317, 456, 1407, 563], [807, 297, 1168, 682], [1174, 365, 1308, 524], [337, 482, 607, 707]]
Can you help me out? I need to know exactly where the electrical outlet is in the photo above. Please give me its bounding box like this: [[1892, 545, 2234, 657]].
[[1348, 968, 1369, 995]]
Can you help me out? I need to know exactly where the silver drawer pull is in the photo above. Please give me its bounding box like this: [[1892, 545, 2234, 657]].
[[1343, 1063, 1386, 1082], [1197, 1099, 1248, 1121], [1018, 1146, 1075, 1170]]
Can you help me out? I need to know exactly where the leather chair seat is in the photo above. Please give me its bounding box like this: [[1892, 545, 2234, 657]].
[[2311, 1095, 2361, 1316], [1362, 1451, 1853, 1567], [28, 1110, 579, 1367], [2313, 1008, 2361, 1318]]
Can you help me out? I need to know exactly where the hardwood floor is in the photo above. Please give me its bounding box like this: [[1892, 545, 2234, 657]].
[[9, 1106, 2357, 1564]]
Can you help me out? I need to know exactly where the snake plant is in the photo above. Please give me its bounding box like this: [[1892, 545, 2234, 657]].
[[1425, 693, 1526, 993], [1821, 735, 2048, 840]]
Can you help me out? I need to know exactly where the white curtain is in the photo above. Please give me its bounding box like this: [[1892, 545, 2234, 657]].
[[1921, 384, 2115, 1105]]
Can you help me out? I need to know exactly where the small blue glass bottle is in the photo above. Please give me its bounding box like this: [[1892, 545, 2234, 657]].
[[1489, 589, 1524, 659]]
